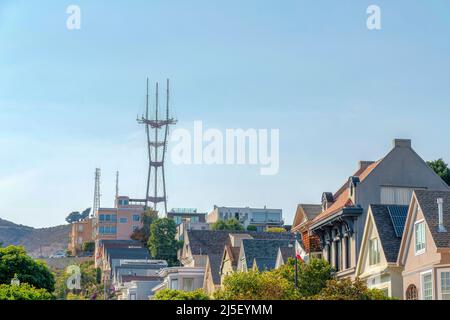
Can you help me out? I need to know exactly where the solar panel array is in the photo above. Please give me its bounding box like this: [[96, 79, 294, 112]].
[[387, 205, 409, 238]]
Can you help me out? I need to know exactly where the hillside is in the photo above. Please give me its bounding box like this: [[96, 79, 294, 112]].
[[0, 218, 70, 258]]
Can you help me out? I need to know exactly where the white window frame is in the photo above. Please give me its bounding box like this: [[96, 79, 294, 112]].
[[368, 237, 380, 266], [414, 220, 426, 256], [420, 269, 433, 300], [437, 268, 450, 300]]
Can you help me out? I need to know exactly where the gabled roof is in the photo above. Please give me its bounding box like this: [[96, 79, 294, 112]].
[[311, 160, 381, 225], [206, 253, 224, 285], [292, 204, 322, 228], [370, 204, 408, 263], [414, 190, 450, 248], [186, 230, 294, 255], [241, 239, 293, 270], [278, 246, 296, 263]]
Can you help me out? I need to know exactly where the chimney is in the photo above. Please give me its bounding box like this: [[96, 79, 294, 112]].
[[437, 198, 446, 232], [393, 139, 412, 148]]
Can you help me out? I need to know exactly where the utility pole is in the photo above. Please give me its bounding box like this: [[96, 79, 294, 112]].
[[137, 78, 177, 216]]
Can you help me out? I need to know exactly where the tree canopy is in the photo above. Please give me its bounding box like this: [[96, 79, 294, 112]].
[[427, 158, 450, 186], [147, 218, 182, 266], [65, 208, 91, 224], [0, 246, 55, 292], [131, 209, 159, 244], [211, 218, 244, 231]]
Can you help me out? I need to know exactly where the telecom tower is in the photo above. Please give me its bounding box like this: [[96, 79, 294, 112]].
[[137, 78, 177, 215], [93, 168, 101, 216]]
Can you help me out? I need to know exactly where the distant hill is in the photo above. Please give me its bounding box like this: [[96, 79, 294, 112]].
[[0, 218, 70, 258]]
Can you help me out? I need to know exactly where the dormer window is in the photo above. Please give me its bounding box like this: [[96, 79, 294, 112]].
[[322, 192, 334, 211]]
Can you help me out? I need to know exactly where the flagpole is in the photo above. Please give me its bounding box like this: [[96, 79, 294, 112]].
[[294, 232, 299, 288]]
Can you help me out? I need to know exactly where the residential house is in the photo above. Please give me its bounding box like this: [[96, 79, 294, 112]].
[[236, 239, 294, 272], [207, 206, 284, 231], [355, 204, 408, 298], [119, 276, 163, 300], [167, 208, 207, 225], [275, 246, 296, 269], [398, 190, 450, 300], [291, 204, 322, 256], [181, 230, 294, 295], [152, 267, 205, 293], [309, 139, 449, 279], [68, 218, 93, 256]]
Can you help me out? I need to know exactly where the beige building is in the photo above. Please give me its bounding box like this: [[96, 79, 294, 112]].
[[398, 190, 450, 300], [68, 218, 93, 256], [355, 205, 406, 298]]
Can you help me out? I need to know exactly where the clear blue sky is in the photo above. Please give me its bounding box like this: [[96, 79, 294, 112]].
[[1, 1, 450, 227]]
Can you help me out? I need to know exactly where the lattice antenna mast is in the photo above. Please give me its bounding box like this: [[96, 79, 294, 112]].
[[93, 168, 101, 216], [137, 78, 176, 216]]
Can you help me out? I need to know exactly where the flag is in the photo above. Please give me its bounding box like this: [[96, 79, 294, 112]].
[[295, 240, 308, 263]]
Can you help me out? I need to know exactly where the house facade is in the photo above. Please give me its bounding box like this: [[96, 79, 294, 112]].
[[291, 204, 322, 256], [68, 218, 93, 256], [398, 190, 450, 300], [310, 139, 449, 279], [355, 204, 407, 298]]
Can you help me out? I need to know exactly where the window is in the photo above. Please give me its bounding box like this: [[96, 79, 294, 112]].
[[182, 278, 194, 291], [78, 224, 84, 232], [415, 221, 426, 255], [120, 217, 128, 223], [110, 226, 117, 234], [190, 216, 199, 223], [133, 215, 140, 222], [77, 237, 83, 245], [421, 271, 433, 300], [99, 214, 105, 221], [99, 226, 105, 234], [111, 214, 117, 222], [369, 238, 380, 265], [440, 271, 450, 300], [344, 236, 350, 269], [406, 284, 418, 300], [170, 279, 178, 290], [105, 214, 111, 221]]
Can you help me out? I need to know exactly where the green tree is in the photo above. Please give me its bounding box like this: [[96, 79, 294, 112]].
[[313, 278, 392, 300], [246, 225, 257, 231], [153, 289, 209, 300], [427, 158, 450, 185], [273, 258, 334, 297], [0, 283, 55, 300], [65, 211, 81, 224], [0, 246, 55, 292], [82, 241, 95, 253], [148, 218, 181, 266], [211, 218, 244, 231], [53, 260, 102, 300], [131, 209, 159, 244]]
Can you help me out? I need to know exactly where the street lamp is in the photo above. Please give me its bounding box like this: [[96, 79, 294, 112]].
[[11, 274, 20, 286]]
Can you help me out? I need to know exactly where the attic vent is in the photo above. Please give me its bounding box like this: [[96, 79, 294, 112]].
[[322, 192, 334, 211]]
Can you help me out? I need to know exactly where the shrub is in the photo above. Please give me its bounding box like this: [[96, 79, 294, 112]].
[[0, 283, 54, 300], [266, 227, 286, 233], [214, 270, 298, 300], [153, 289, 209, 300], [313, 278, 393, 300], [211, 219, 244, 231], [246, 225, 257, 231]]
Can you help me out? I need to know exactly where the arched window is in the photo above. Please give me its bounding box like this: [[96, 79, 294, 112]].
[[406, 284, 418, 300]]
